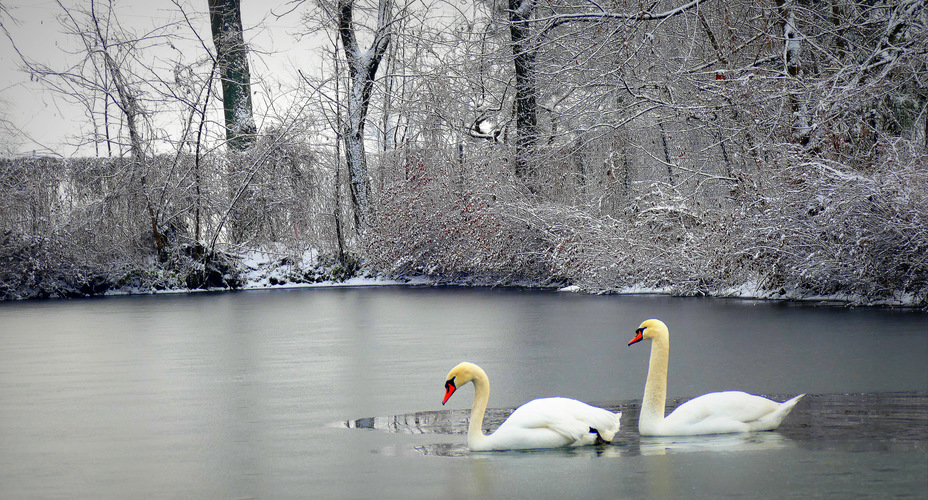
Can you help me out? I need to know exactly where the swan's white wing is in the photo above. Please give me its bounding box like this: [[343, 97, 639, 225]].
[[671, 391, 778, 422], [490, 397, 621, 449], [663, 391, 800, 434]]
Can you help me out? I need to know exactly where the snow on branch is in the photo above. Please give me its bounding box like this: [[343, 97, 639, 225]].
[[535, 0, 703, 28]]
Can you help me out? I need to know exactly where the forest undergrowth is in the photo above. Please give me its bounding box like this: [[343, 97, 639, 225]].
[[2, 137, 925, 307], [367, 142, 928, 307]]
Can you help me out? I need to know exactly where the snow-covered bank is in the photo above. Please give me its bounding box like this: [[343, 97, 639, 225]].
[[232, 248, 927, 308], [556, 282, 926, 309], [235, 249, 427, 290], [1, 243, 923, 309]]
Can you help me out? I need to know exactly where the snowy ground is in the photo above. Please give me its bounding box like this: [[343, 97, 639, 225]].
[[236, 248, 429, 290]]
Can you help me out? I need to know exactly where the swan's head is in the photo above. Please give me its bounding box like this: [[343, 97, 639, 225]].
[[442, 362, 486, 405], [628, 319, 669, 346]]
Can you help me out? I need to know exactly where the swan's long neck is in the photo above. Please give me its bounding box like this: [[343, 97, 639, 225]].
[[467, 372, 491, 450], [640, 335, 669, 431]]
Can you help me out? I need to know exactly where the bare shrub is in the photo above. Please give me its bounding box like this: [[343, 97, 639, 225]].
[[738, 141, 928, 304]]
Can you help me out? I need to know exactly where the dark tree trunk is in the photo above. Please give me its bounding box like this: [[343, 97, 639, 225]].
[[208, 0, 256, 151], [509, 0, 538, 187]]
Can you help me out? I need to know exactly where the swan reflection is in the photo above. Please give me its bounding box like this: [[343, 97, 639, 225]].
[[405, 433, 791, 457], [408, 442, 627, 458], [636, 431, 793, 456], [340, 410, 461, 435]]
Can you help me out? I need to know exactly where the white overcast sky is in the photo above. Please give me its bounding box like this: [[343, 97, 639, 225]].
[[0, 0, 314, 157]]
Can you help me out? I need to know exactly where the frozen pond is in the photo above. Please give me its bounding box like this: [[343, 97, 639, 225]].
[[1, 287, 926, 498]]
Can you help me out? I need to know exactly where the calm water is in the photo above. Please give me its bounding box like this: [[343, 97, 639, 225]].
[[0, 287, 925, 498]]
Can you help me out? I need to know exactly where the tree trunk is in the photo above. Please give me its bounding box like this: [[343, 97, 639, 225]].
[[333, 42, 347, 267], [776, 0, 811, 145], [337, 0, 393, 231], [509, 0, 538, 187], [208, 0, 256, 151]]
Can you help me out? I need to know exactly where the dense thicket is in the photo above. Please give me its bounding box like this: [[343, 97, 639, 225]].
[[364, 0, 928, 305], [1, 0, 926, 305]]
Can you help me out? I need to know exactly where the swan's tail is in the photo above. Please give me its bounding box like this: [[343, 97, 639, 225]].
[[753, 393, 805, 431], [595, 411, 622, 443], [772, 393, 805, 426], [782, 393, 805, 409]]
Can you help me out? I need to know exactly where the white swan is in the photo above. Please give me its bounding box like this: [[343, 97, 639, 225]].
[[628, 319, 804, 436], [441, 362, 621, 451]]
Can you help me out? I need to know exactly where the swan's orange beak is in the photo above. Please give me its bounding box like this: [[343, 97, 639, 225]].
[[628, 327, 645, 346], [442, 379, 456, 405]]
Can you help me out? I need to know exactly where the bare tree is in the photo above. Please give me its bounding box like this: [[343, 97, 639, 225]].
[[497, 0, 705, 190], [0, 2, 20, 156], [336, 0, 394, 230], [15, 0, 176, 255]]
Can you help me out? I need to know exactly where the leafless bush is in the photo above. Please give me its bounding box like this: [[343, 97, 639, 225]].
[[223, 130, 328, 251], [738, 140, 928, 304], [368, 143, 556, 284], [0, 157, 134, 298], [0, 135, 339, 297], [367, 129, 927, 306]]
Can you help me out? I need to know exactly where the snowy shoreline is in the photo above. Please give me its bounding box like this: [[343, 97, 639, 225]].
[[2, 248, 924, 309], [9, 275, 925, 309], [109, 277, 928, 311]]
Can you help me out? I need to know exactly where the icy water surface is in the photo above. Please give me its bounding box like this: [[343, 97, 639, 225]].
[[346, 392, 928, 457], [1, 287, 926, 498]]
